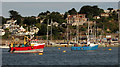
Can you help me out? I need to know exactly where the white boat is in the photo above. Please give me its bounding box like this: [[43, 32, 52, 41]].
[[0, 45, 9, 48]]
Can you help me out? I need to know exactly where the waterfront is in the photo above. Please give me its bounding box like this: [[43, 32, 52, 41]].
[[2, 47, 118, 65]]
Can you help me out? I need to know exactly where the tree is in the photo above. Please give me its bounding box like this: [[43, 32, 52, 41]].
[[79, 5, 104, 19], [37, 24, 47, 35], [64, 12, 69, 19], [1, 16, 6, 25], [9, 10, 22, 24], [107, 8, 113, 13], [68, 8, 77, 15], [43, 12, 65, 24], [23, 17, 37, 25]]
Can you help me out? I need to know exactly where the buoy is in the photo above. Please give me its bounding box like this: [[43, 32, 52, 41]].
[[58, 48, 60, 50], [39, 53, 43, 55], [109, 49, 112, 51], [63, 50, 66, 53]]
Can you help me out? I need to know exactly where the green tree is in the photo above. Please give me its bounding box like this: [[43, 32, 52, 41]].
[[64, 12, 69, 19], [1, 16, 6, 25], [107, 8, 113, 13], [79, 5, 104, 19], [23, 17, 36, 25], [9, 10, 22, 24], [68, 8, 77, 15]]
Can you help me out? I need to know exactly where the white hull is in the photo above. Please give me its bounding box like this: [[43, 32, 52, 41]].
[[0, 46, 9, 48]]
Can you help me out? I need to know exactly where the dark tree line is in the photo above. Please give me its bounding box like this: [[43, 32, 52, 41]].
[[1, 5, 119, 39]]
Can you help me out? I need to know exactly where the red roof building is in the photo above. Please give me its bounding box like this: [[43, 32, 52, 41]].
[[67, 14, 87, 26]]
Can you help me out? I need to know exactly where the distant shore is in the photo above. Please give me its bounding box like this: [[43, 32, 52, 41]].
[[0, 39, 119, 47]]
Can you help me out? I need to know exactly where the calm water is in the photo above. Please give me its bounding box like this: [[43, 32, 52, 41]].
[[2, 47, 118, 65]]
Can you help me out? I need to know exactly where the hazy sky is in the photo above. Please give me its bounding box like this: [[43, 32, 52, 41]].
[[1, 0, 120, 2], [2, 2, 119, 18]]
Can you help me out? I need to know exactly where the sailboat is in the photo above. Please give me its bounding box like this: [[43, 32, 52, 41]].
[[71, 19, 98, 50]]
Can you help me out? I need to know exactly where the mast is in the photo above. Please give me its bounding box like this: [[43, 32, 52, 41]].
[[87, 18, 90, 42], [94, 21, 96, 42], [51, 19, 52, 41], [67, 18, 68, 42], [47, 19, 49, 45], [76, 13, 79, 44], [118, 10, 120, 44]]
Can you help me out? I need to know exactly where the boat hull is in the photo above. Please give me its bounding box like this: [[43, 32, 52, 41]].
[[10, 45, 44, 53], [71, 45, 98, 50]]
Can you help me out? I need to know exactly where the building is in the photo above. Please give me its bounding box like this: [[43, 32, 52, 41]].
[[3, 19, 17, 29], [93, 16, 100, 19], [101, 13, 109, 17], [0, 29, 5, 36], [67, 14, 87, 26], [53, 22, 59, 27], [19, 26, 26, 32], [31, 26, 39, 34]]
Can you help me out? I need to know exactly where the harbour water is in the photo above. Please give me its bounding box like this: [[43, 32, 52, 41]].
[[2, 47, 118, 65]]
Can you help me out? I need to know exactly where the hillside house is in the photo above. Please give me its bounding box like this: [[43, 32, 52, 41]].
[[67, 14, 87, 26]]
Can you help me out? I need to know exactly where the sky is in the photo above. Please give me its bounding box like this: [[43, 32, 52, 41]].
[[1, 2, 119, 18], [1, 0, 120, 2]]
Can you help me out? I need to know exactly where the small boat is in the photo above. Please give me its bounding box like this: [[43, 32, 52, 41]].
[[0, 45, 9, 48], [71, 42, 98, 50], [71, 18, 98, 51], [9, 36, 45, 53]]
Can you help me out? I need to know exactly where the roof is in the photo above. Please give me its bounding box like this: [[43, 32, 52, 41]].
[[68, 14, 86, 18]]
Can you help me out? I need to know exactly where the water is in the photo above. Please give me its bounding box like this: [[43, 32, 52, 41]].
[[2, 47, 118, 65]]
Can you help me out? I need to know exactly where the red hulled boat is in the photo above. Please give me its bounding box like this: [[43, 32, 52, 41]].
[[9, 36, 45, 53]]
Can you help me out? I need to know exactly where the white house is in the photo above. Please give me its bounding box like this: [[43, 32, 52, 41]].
[[4, 24, 10, 29], [53, 22, 59, 27], [4, 19, 17, 29], [19, 26, 26, 32], [31, 26, 39, 34], [0, 29, 5, 36]]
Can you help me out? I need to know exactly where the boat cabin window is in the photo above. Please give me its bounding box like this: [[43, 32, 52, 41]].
[[31, 41, 38, 43]]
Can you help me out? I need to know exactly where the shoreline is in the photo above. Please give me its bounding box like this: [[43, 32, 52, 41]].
[[1, 39, 119, 48], [0, 44, 119, 48]]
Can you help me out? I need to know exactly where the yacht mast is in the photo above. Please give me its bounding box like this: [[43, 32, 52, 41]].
[[51, 19, 52, 41], [47, 19, 49, 45], [87, 18, 90, 42]]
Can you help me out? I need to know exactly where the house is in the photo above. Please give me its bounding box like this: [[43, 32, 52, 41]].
[[0, 29, 5, 36], [35, 17, 40, 20], [107, 28, 111, 32], [67, 14, 87, 26], [0, 26, 2, 29], [19, 26, 26, 32], [93, 16, 100, 19], [40, 19, 44, 23], [9, 24, 20, 32], [101, 13, 109, 17], [31, 26, 39, 34], [3, 19, 17, 29], [3, 24, 10, 29], [104, 10, 110, 13], [53, 22, 59, 27]]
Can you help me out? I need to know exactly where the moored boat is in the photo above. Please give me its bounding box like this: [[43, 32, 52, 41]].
[[71, 18, 98, 51], [10, 43, 45, 53], [71, 42, 98, 50], [9, 36, 45, 53]]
